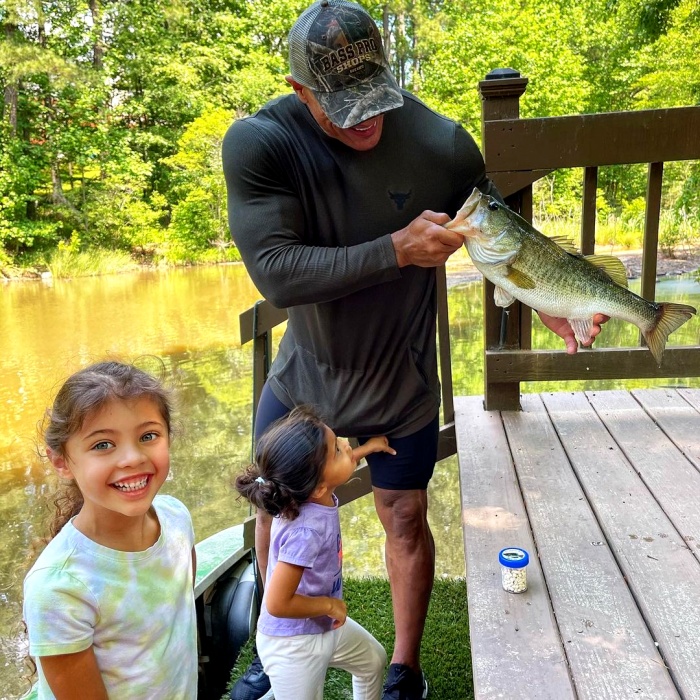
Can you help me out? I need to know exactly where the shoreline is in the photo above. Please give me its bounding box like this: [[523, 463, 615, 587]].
[[4, 247, 700, 286]]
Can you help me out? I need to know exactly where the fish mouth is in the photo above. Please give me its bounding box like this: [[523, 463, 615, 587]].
[[445, 187, 481, 233], [460, 187, 482, 218]]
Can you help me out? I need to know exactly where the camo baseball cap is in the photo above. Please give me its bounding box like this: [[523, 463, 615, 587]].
[[288, 0, 404, 128]]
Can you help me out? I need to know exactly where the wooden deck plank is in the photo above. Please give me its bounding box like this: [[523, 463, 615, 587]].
[[542, 391, 700, 697], [600, 389, 700, 561], [455, 396, 575, 700], [503, 394, 677, 699], [632, 388, 700, 472], [677, 387, 700, 413]]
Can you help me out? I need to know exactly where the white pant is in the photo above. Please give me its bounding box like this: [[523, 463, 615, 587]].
[[257, 617, 387, 700]]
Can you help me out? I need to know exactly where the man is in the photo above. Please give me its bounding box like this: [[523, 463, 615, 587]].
[[222, 2, 604, 698]]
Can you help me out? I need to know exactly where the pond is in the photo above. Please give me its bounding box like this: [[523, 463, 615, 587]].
[[1, 261, 699, 699]]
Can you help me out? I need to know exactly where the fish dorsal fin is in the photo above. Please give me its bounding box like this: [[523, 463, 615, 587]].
[[505, 266, 536, 289], [583, 255, 629, 287], [549, 236, 581, 255], [494, 285, 516, 308]]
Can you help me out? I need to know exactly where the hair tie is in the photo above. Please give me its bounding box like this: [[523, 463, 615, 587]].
[[255, 476, 266, 485]]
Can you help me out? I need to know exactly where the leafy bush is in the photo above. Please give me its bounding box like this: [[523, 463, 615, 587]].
[[660, 208, 699, 257], [165, 189, 222, 263], [0, 219, 61, 256], [46, 246, 138, 279], [162, 108, 233, 262]]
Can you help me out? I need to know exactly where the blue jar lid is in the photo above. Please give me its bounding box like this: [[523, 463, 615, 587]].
[[499, 547, 529, 568]]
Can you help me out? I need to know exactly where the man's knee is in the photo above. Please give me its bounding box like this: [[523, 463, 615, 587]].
[[374, 489, 429, 539]]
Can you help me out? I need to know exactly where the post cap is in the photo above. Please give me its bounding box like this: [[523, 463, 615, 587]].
[[485, 68, 521, 80]]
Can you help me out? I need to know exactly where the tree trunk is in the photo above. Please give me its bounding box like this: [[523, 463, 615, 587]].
[[2, 22, 19, 134], [51, 164, 72, 207], [3, 84, 18, 134], [382, 5, 391, 61], [89, 0, 105, 70], [37, 8, 46, 47], [398, 11, 406, 88]]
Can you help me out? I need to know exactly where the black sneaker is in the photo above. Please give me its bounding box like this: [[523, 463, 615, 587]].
[[382, 663, 428, 699], [229, 652, 274, 700]]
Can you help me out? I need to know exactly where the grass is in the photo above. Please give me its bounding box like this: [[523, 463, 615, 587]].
[[228, 576, 473, 700], [46, 247, 139, 279]]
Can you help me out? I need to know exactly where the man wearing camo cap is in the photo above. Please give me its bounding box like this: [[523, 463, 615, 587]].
[[223, 2, 595, 698]]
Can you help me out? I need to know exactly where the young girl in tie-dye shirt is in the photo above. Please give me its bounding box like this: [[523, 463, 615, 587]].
[[23, 361, 197, 699], [235, 406, 393, 700]]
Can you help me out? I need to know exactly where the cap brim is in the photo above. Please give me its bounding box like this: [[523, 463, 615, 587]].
[[313, 68, 403, 129]]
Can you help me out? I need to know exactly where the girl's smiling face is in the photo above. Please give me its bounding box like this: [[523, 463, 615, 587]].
[[49, 397, 170, 534]]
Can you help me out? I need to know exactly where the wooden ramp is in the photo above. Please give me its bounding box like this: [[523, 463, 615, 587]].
[[455, 388, 700, 700]]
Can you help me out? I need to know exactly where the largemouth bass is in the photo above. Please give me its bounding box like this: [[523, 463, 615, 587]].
[[445, 188, 696, 366]]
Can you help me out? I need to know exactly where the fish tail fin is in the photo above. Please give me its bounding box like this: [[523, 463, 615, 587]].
[[643, 302, 696, 366]]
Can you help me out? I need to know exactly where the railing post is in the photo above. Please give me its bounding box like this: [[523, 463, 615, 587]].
[[479, 69, 529, 411], [250, 300, 272, 456], [479, 68, 528, 151]]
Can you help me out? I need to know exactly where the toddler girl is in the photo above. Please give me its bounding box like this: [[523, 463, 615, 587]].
[[236, 406, 393, 700]]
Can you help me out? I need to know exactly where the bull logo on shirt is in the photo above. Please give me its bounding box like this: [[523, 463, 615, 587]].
[[389, 190, 412, 211]]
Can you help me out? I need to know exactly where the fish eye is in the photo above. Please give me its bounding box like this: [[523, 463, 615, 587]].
[[488, 200, 499, 211]]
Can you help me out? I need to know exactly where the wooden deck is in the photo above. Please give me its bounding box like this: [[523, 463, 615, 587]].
[[455, 388, 700, 700]]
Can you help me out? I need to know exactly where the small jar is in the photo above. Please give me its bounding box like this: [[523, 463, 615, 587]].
[[499, 547, 529, 593]]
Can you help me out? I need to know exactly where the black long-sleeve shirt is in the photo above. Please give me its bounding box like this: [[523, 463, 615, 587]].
[[222, 90, 495, 437]]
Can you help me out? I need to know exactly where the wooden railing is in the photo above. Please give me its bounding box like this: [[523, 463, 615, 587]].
[[479, 68, 700, 409]]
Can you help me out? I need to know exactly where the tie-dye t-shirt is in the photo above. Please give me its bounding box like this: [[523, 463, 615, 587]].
[[257, 494, 343, 636], [23, 495, 197, 699]]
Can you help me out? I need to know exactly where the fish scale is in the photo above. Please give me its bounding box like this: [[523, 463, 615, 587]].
[[511, 236, 657, 323]]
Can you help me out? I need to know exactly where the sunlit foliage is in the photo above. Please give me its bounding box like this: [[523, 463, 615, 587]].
[[0, 0, 697, 271]]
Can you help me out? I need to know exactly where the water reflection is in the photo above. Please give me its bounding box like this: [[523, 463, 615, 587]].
[[1, 263, 698, 698]]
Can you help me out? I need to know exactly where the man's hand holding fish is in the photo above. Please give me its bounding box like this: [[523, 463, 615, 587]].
[[538, 311, 610, 354], [392, 210, 463, 268]]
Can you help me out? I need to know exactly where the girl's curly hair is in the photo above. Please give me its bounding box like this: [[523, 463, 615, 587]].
[[235, 406, 328, 520]]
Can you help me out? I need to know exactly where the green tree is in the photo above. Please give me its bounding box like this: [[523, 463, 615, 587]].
[[414, 0, 589, 136], [163, 107, 236, 262], [634, 0, 700, 108], [0, 0, 107, 258], [0, 0, 697, 270]]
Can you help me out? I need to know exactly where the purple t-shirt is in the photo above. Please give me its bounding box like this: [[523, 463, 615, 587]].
[[257, 495, 343, 636]]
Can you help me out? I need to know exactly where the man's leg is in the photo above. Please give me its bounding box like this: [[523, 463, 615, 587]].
[[373, 487, 434, 670], [360, 415, 438, 698], [253, 510, 272, 589], [230, 382, 291, 700]]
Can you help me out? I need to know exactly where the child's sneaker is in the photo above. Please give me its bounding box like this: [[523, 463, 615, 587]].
[[229, 651, 274, 700]]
